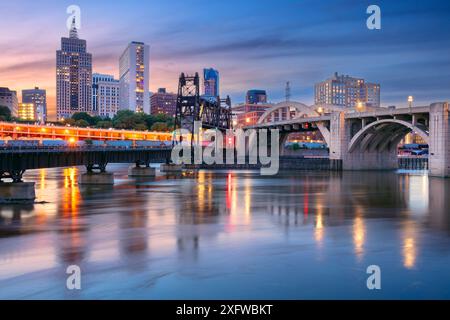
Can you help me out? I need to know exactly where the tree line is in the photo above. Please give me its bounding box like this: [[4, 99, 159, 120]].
[[0, 106, 174, 132]]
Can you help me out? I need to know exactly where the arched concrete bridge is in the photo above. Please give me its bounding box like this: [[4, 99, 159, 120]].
[[247, 101, 450, 177]]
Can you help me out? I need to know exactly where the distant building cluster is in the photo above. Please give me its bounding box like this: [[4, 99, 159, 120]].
[[315, 72, 380, 109], [0, 16, 384, 127]]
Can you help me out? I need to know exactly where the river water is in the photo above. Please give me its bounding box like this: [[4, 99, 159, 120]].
[[0, 165, 450, 299]]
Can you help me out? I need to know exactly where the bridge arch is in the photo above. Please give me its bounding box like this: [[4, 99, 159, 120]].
[[257, 101, 332, 145], [348, 119, 429, 153], [257, 101, 317, 124]]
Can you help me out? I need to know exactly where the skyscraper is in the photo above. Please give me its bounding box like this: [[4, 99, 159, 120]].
[[119, 42, 150, 113], [246, 90, 267, 104], [314, 72, 380, 109], [92, 73, 120, 119], [22, 87, 46, 123], [56, 17, 93, 120], [203, 68, 219, 97], [0, 87, 18, 117]]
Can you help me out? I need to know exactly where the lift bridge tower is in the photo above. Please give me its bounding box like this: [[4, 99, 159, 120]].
[[173, 72, 231, 148]]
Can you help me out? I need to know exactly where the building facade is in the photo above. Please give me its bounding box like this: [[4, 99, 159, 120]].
[[22, 87, 46, 123], [56, 18, 93, 120], [0, 87, 18, 117], [203, 68, 219, 97], [246, 90, 267, 104], [119, 42, 150, 113], [18, 103, 36, 121], [150, 88, 177, 117], [92, 73, 119, 119], [314, 72, 380, 109], [232, 103, 273, 127]]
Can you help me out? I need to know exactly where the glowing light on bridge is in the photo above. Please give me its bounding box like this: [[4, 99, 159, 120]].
[[0, 121, 172, 142]]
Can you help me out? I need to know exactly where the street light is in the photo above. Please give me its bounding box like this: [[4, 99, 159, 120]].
[[408, 96, 414, 112], [316, 106, 324, 115], [356, 101, 364, 112]]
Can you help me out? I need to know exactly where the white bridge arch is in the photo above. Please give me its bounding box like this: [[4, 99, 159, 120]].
[[256, 101, 343, 145]]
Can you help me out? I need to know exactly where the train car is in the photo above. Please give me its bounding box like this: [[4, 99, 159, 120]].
[[76, 141, 87, 148], [90, 140, 106, 147], [135, 140, 161, 148], [105, 140, 133, 148], [7, 140, 40, 148], [41, 139, 69, 148]]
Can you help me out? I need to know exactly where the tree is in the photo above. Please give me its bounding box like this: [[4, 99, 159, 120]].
[[0, 106, 12, 121], [151, 122, 169, 132], [112, 110, 146, 130], [72, 112, 95, 125], [95, 120, 113, 129], [75, 119, 89, 127], [62, 118, 76, 126]]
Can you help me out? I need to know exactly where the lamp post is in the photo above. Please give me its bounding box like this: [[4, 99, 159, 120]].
[[408, 96, 414, 113], [316, 106, 324, 116], [356, 101, 364, 113]]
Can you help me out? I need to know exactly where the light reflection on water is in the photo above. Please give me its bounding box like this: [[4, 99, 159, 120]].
[[0, 165, 450, 299]]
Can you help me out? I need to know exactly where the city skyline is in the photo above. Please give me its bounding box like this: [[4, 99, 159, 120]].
[[1, 0, 450, 120]]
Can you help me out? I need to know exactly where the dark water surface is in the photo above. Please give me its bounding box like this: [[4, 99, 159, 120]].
[[1, 165, 450, 299]]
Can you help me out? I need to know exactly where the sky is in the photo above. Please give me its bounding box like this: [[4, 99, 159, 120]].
[[0, 0, 449, 119]]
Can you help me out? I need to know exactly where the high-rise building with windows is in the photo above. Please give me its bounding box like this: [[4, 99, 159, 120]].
[[56, 17, 93, 120], [203, 68, 219, 97], [314, 72, 380, 109], [18, 103, 36, 121], [119, 41, 150, 113], [150, 88, 177, 117], [246, 90, 267, 104], [0, 87, 18, 117], [92, 73, 119, 119], [22, 87, 46, 123]]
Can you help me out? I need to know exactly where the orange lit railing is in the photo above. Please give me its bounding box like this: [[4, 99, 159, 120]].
[[0, 121, 172, 142]]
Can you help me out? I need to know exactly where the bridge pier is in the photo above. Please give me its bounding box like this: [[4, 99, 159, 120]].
[[128, 162, 156, 177], [160, 163, 183, 173], [79, 163, 114, 185], [0, 170, 35, 203], [0, 182, 36, 204], [429, 102, 450, 178]]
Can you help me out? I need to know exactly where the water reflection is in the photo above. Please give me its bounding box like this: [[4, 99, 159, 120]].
[[1, 167, 450, 299]]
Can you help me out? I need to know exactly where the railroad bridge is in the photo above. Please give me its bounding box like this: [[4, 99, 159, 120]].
[[248, 101, 449, 177]]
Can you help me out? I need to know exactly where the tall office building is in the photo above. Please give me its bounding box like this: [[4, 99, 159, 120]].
[[56, 17, 93, 120], [203, 68, 219, 97], [150, 88, 177, 117], [119, 42, 150, 113], [0, 87, 18, 117], [22, 87, 47, 123], [246, 90, 267, 104], [315, 72, 380, 109], [92, 73, 120, 119]]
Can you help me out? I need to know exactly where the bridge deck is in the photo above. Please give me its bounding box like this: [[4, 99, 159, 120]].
[[0, 147, 172, 171]]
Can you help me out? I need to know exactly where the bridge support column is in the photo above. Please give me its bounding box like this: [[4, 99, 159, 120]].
[[429, 102, 450, 177], [0, 182, 36, 204], [160, 163, 183, 173], [129, 162, 156, 177], [79, 164, 114, 185], [0, 170, 36, 204]]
